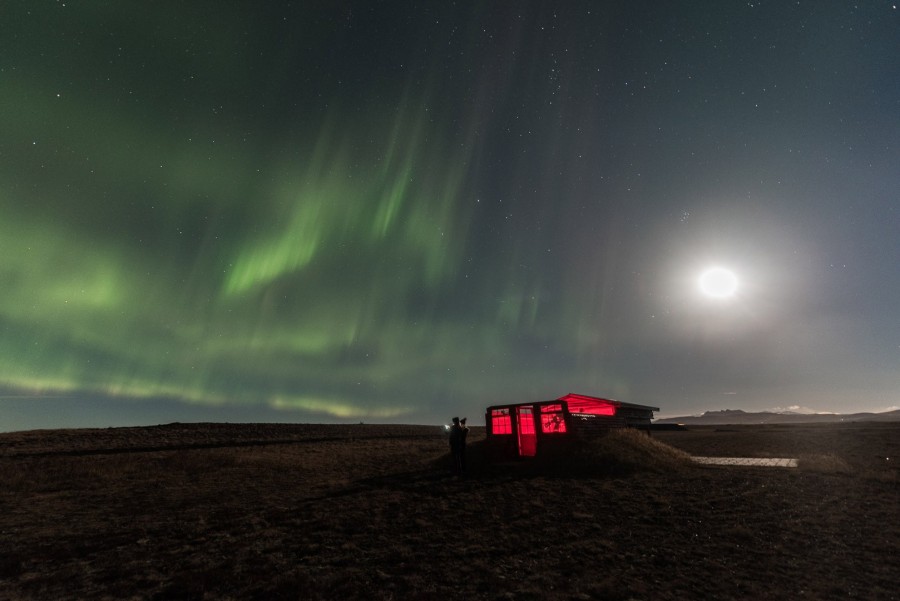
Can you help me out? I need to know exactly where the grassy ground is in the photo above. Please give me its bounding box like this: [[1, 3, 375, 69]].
[[1, 422, 897, 599]]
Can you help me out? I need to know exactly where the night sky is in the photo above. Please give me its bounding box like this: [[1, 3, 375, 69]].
[[2, 1, 898, 431]]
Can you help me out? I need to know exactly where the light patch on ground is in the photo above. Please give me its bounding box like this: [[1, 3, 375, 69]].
[[692, 456, 798, 467]]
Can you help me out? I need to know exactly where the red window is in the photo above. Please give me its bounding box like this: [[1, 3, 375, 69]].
[[491, 409, 511, 434], [518, 408, 535, 435], [539, 404, 567, 433], [541, 412, 567, 433]]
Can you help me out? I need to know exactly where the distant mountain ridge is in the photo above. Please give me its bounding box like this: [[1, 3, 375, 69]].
[[655, 408, 900, 425]]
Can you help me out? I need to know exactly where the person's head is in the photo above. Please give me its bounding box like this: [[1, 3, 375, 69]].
[[452, 417, 460, 424], [460, 417, 467, 426]]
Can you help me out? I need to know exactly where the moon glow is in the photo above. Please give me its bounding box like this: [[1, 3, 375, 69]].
[[699, 267, 738, 298]]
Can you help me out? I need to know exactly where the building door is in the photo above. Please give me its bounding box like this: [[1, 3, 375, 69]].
[[516, 406, 537, 456]]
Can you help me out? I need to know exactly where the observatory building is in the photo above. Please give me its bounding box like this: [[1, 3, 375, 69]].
[[485, 393, 660, 460]]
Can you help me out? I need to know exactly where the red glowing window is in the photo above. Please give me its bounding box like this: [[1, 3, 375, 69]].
[[518, 409, 535, 435], [541, 413, 567, 433], [491, 409, 511, 434], [540, 404, 563, 413], [561, 394, 617, 416]]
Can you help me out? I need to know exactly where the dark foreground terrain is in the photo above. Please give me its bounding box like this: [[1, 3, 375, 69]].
[[1, 422, 897, 600]]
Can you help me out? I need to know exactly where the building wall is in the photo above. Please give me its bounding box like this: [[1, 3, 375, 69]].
[[486, 399, 656, 460]]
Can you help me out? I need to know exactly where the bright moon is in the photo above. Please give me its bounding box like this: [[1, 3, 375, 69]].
[[699, 267, 738, 298]]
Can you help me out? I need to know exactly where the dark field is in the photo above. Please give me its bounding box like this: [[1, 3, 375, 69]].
[[1, 422, 897, 600]]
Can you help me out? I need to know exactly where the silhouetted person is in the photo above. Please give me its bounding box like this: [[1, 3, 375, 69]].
[[459, 417, 469, 474], [448, 417, 464, 475]]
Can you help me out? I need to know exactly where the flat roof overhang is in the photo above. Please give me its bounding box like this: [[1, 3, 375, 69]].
[[486, 393, 659, 414]]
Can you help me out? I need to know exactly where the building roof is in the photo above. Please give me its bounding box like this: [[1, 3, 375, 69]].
[[487, 393, 659, 413]]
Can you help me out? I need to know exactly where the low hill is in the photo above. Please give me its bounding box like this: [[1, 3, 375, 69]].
[[655, 408, 900, 425]]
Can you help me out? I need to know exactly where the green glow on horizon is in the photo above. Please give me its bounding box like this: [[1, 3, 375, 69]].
[[269, 395, 412, 419]]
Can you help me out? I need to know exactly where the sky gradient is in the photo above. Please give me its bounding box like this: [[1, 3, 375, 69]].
[[1, 1, 898, 431]]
